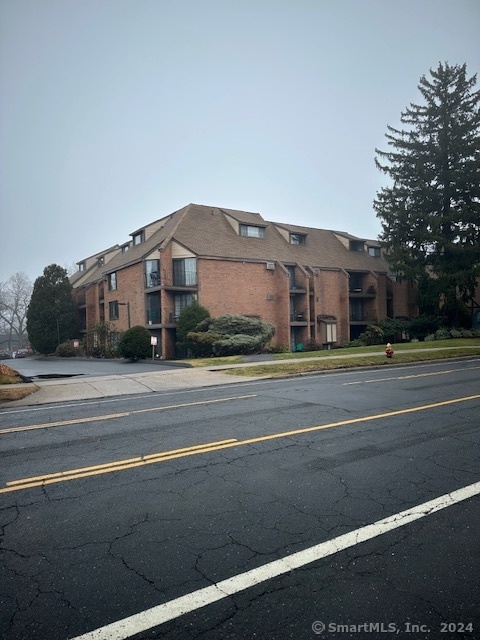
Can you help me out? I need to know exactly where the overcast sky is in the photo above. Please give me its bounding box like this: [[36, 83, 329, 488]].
[[1, 0, 479, 283]]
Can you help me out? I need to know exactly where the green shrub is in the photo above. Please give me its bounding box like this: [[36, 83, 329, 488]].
[[460, 329, 473, 337], [56, 340, 83, 357], [407, 315, 444, 341], [118, 325, 151, 360], [435, 328, 451, 340], [302, 338, 323, 352], [212, 334, 266, 356], [264, 342, 290, 354], [380, 318, 408, 342], [449, 329, 462, 338], [176, 303, 211, 355], [189, 314, 276, 357], [186, 331, 223, 357], [359, 324, 384, 346], [341, 338, 366, 348]]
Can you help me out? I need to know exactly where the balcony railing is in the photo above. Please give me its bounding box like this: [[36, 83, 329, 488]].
[[290, 310, 307, 322], [145, 272, 160, 288], [146, 310, 161, 324], [172, 271, 197, 287]]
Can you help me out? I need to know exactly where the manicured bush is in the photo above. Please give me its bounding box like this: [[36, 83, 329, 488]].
[[185, 331, 223, 358], [212, 334, 265, 357], [263, 342, 290, 354], [56, 341, 83, 357], [118, 326, 151, 360], [449, 329, 462, 338], [302, 338, 323, 352], [435, 328, 451, 340], [359, 324, 384, 346], [188, 314, 275, 357], [176, 303, 211, 355]]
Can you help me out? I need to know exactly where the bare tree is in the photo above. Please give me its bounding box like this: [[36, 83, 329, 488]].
[[0, 272, 33, 351]]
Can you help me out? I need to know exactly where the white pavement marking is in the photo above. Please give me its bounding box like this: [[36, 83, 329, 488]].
[[70, 480, 480, 640]]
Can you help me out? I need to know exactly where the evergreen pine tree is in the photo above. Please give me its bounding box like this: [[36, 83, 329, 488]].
[[374, 62, 480, 325], [26, 264, 77, 354]]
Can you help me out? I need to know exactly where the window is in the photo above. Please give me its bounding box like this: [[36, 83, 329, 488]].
[[133, 232, 144, 246], [290, 233, 306, 245], [174, 293, 197, 319], [146, 294, 161, 324], [109, 332, 121, 347], [350, 299, 364, 321], [108, 272, 117, 291], [240, 224, 265, 238], [173, 258, 197, 286], [350, 241, 364, 252], [78, 262, 86, 272], [286, 265, 296, 288], [122, 245, 129, 253], [349, 273, 363, 292], [98, 256, 104, 266], [145, 260, 160, 287], [109, 301, 119, 320], [368, 246, 381, 257]]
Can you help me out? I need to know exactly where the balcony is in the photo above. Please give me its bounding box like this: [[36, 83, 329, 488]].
[[349, 311, 376, 323], [173, 271, 197, 287], [146, 310, 161, 325], [290, 309, 308, 324], [349, 285, 376, 297], [145, 272, 160, 288]]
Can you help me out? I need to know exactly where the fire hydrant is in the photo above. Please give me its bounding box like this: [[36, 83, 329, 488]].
[[385, 342, 394, 358]]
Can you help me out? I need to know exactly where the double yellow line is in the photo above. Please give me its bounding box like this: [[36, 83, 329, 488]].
[[2, 393, 480, 494], [2, 439, 240, 493]]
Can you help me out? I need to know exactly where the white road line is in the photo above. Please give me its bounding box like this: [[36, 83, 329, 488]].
[[70, 480, 480, 640]]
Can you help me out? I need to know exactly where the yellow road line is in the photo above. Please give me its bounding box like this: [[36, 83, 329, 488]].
[[344, 365, 480, 385], [0, 395, 257, 434], [5, 439, 239, 488], [2, 393, 479, 494]]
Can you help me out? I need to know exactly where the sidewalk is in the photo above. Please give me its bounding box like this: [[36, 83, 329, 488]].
[[2, 347, 478, 407]]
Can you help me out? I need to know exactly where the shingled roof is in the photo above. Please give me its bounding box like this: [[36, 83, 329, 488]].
[[72, 203, 389, 285]]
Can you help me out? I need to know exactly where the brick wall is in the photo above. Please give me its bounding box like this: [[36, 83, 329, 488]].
[[104, 263, 144, 330], [312, 269, 349, 343], [197, 258, 291, 346]]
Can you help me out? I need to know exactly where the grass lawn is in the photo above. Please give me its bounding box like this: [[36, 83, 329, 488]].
[[178, 338, 480, 378]]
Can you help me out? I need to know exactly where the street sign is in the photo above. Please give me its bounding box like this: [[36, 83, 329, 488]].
[[151, 336, 158, 346]]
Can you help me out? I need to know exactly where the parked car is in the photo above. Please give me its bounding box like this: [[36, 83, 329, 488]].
[[0, 350, 11, 359], [13, 349, 29, 359]]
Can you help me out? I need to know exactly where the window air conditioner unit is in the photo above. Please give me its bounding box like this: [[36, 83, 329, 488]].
[[266, 262, 275, 270]]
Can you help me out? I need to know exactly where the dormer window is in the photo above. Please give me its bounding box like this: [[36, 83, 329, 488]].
[[368, 246, 381, 257], [122, 245, 129, 253], [350, 241, 364, 252], [98, 256, 105, 266], [78, 262, 86, 272], [290, 233, 306, 245], [133, 231, 144, 245], [240, 224, 265, 238]]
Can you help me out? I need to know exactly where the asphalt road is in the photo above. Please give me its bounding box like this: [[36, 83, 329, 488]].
[[1, 356, 185, 379], [1, 358, 479, 640]]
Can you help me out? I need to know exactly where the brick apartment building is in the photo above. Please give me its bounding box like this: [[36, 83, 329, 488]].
[[70, 203, 416, 359]]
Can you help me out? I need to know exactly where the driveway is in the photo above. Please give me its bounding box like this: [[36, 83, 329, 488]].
[[0, 356, 188, 379]]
